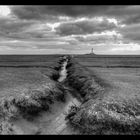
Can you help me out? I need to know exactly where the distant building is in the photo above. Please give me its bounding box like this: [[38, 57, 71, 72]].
[[90, 48, 95, 55], [91, 48, 94, 54], [84, 48, 96, 55]]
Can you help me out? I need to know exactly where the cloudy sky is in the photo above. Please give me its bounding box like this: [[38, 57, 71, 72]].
[[0, 5, 140, 54]]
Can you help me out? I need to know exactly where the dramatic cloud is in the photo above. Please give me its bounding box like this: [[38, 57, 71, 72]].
[[10, 6, 129, 20], [10, 6, 140, 24], [119, 24, 140, 43], [0, 5, 140, 54], [55, 18, 117, 36]]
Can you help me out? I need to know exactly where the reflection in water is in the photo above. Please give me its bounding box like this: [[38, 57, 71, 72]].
[[58, 59, 68, 82]]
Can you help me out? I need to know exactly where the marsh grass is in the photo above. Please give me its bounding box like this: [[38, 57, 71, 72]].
[[66, 98, 140, 135], [65, 57, 140, 135]]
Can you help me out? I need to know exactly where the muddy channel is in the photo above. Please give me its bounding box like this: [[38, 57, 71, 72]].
[[11, 57, 81, 135]]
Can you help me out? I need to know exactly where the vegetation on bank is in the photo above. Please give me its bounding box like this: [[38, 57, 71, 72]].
[[66, 57, 106, 101], [65, 56, 140, 135]]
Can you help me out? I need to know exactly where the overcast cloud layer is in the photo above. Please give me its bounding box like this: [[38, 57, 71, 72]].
[[0, 5, 140, 54]]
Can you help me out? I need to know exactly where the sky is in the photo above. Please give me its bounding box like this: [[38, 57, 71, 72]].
[[0, 5, 140, 54]]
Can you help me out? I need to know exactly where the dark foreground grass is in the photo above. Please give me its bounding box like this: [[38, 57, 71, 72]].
[[65, 57, 140, 135], [14, 82, 66, 116], [0, 82, 66, 134], [66, 98, 140, 135]]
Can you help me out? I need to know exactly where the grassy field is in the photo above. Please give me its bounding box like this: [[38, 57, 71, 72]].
[[74, 55, 140, 101], [0, 55, 64, 98], [66, 55, 140, 135], [75, 55, 140, 67]]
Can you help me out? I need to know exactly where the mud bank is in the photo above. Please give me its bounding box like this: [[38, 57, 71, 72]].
[[65, 57, 140, 135]]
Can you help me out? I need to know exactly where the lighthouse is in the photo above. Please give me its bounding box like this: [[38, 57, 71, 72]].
[[90, 48, 95, 55], [91, 48, 94, 54], [85, 48, 96, 55]]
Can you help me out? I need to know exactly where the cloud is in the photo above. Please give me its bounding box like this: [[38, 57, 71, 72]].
[[72, 31, 121, 44], [119, 24, 140, 44], [10, 5, 140, 27], [0, 17, 37, 40], [0, 16, 54, 41], [10, 6, 128, 20], [0, 18, 33, 32], [55, 18, 117, 36], [11, 6, 64, 21]]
